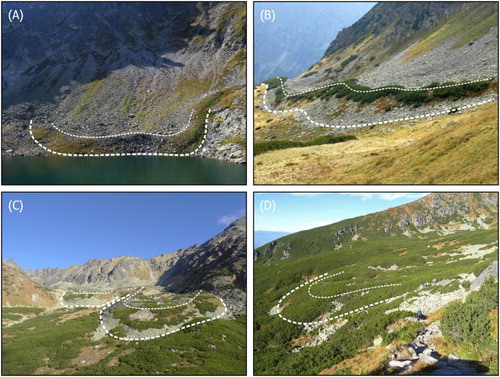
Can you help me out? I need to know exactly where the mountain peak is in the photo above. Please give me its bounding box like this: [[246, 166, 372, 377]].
[[3, 258, 22, 271]]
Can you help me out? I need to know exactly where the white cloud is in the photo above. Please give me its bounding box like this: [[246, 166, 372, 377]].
[[340, 193, 428, 201], [290, 193, 327, 197], [218, 208, 246, 226]]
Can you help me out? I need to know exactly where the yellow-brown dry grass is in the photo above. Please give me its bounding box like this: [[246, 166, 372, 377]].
[[72, 345, 112, 367], [57, 308, 99, 324], [254, 101, 498, 184], [426, 307, 446, 322], [318, 345, 390, 375], [253, 85, 329, 143]]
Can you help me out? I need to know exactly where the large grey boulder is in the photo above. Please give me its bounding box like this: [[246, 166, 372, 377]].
[[389, 360, 413, 369], [470, 260, 498, 291], [419, 353, 439, 364]]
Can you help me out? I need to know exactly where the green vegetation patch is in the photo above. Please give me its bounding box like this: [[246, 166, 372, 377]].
[[254, 220, 498, 375], [2, 307, 246, 375], [2, 307, 44, 315], [63, 293, 94, 301], [195, 300, 218, 315], [2, 309, 97, 375], [220, 136, 246, 149], [78, 316, 246, 375], [337, 54, 358, 72], [113, 307, 165, 330], [2, 313, 22, 321], [442, 277, 498, 344], [262, 76, 288, 90], [441, 277, 498, 373], [284, 78, 493, 108]]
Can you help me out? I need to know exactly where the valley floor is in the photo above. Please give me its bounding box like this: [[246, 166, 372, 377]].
[[2, 287, 246, 375]]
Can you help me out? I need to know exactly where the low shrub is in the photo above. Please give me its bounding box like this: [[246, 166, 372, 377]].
[[442, 277, 498, 344]]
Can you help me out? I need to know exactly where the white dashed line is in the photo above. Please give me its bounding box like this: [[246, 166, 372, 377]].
[[123, 290, 202, 310], [100, 290, 228, 342], [29, 110, 211, 157], [61, 286, 227, 341], [276, 271, 404, 326], [278, 76, 496, 97], [50, 110, 195, 139], [262, 84, 497, 129]]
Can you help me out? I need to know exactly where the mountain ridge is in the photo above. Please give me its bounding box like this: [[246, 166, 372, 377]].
[[255, 193, 498, 263], [6, 217, 245, 305], [306, 2, 498, 85]]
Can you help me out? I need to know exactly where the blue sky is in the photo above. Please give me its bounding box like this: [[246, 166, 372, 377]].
[[2, 193, 245, 270], [255, 193, 428, 233]]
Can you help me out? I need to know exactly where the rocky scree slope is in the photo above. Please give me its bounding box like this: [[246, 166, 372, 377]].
[[21, 217, 246, 313], [301, 2, 498, 86], [2, 2, 246, 163], [255, 193, 497, 263], [260, 2, 498, 137]]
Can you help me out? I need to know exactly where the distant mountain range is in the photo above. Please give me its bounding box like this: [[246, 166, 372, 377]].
[[3, 217, 246, 311], [254, 230, 290, 249], [254, 2, 374, 83]]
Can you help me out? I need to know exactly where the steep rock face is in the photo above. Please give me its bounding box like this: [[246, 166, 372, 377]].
[[2, 264, 58, 308], [379, 193, 498, 232], [325, 3, 472, 57], [255, 193, 498, 263], [310, 2, 498, 85], [2, 2, 246, 162], [157, 217, 246, 306]]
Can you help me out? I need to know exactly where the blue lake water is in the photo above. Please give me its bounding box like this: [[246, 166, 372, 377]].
[[2, 156, 246, 185]]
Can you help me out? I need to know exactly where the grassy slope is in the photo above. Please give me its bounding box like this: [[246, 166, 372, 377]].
[[2, 307, 246, 375], [254, 225, 498, 375], [254, 85, 330, 143], [254, 100, 498, 184]]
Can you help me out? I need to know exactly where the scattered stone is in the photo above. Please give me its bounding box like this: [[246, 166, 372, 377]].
[[423, 347, 433, 355], [389, 360, 412, 369], [446, 353, 460, 364], [130, 309, 156, 321], [419, 353, 439, 364], [408, 347, 418, 359]]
